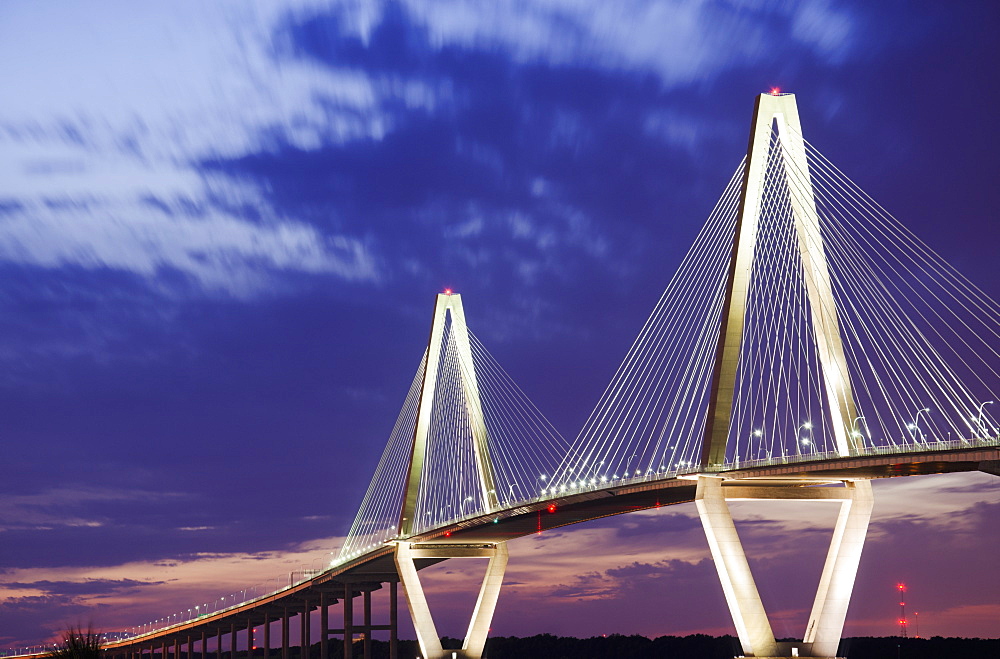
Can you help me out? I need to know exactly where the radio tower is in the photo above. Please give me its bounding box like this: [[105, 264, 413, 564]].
[[897, 583, 908, 637]]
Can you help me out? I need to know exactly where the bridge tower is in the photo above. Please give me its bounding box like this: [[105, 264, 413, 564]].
[[696, 93, 873, 659], [394, 292, 507, 659]]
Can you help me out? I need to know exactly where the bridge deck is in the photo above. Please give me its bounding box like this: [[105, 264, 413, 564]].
[[95, 444, 997, 651]]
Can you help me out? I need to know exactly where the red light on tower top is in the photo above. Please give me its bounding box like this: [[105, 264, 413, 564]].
[[443, 288, 453, 295], [896, 582, 908, 638], [770, 87, 781, 96]]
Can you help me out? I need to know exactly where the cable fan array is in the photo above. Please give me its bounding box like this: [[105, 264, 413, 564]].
[[340, 113, 998, 556], [729, 131, 842, 462], [553, 124, 998, 489], [549, 163, 744, 490], [794, 128, 999, 452], [338, 315, 569, 561]]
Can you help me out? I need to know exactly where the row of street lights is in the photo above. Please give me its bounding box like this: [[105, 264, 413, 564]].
[[747, 401, 995, 455]]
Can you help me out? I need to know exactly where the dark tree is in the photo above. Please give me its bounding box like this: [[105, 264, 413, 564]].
[[49, 627, 102, 659]]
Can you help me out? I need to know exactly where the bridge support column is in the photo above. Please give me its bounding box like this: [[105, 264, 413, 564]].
[[389, 580, 398, 659], [363, 589, 372, 659], [281, 608, 289, 659], [696, 476, 873, 658], [301, 599, 310, 659], [319, 592, 328, 659], [262, 614, 270, 659], [395, 541, 508, 659], [343, 583, 353, 658]]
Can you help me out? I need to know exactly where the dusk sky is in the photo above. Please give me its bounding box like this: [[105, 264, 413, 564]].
[[1, 0, 998, 648]]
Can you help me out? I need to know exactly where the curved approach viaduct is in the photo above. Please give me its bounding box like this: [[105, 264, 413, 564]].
[[95, 445, 999, 659]]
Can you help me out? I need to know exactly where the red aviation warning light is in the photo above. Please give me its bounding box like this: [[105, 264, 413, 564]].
[[443, 288, 453, 295], [897, 582, 908, 638], [770, 87, 781, 96], [547, 503, 557, 513]]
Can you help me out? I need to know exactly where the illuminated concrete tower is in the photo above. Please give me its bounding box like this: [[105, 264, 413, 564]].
[[395, 292, 507, 659], [701, 91, 860, 468], [695, 93, 873, 659]]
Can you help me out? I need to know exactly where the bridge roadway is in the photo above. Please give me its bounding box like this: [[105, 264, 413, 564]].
[[87, 441, 999, 658]]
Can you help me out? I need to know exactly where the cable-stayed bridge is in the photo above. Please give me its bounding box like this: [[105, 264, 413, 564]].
[[10, 93, 999, 659]]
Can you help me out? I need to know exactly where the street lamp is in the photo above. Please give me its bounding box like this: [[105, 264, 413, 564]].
[[625, 454, 637, 480], [907, 408, 931, 445], [851, 415, 866, 444], [975, 401, 994, 439], [798, 422, 813, 455]]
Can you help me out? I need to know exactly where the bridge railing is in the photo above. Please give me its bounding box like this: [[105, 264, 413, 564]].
[[539, 435, 999, 501]]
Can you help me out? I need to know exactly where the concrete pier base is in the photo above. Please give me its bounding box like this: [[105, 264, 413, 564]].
[[697, 476, 873, 659], [395, 541, 508, 659]]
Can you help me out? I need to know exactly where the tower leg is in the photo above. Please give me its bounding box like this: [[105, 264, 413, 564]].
[[395, 542, 508, 659], [696, 476, 778, 658], [804, 480, 873, 657]]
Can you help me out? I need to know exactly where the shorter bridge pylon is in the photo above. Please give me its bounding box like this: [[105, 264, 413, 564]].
[[394, 292, 508, 659], [696, 476, 873, 658]]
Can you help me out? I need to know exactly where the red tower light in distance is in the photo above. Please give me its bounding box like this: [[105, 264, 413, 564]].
[[897, 582, 907, 638]]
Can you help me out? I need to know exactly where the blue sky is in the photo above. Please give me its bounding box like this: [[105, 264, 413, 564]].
[[1, 0, 998, 647]]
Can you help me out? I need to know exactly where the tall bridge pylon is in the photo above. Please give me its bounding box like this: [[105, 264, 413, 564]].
[[702, 92, 859, 468], [696, 93, 871, 659]]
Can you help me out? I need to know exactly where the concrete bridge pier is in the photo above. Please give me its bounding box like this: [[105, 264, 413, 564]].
[[395, 541, 507, 659], [310, 579, 399, 659], [696, 475, 873, 659]]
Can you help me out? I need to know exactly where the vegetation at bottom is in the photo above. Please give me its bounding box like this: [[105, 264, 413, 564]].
[[48, 627, 102, 659], [345, 633, 998, 658], [482, 634, 1000, 658], [87, 633, 1000, 658]]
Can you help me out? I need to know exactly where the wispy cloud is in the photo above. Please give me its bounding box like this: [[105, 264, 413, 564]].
[[2, 579, 166, 597], [0, 535, 341, 645], [0, 487, 182, 533], [400, 0, 859, 80], [0, 197, 378, 298], [0, 0, 865, 302]]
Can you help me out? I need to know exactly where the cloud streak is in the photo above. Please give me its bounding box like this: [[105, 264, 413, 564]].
[[0, 197, 378, 297]]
